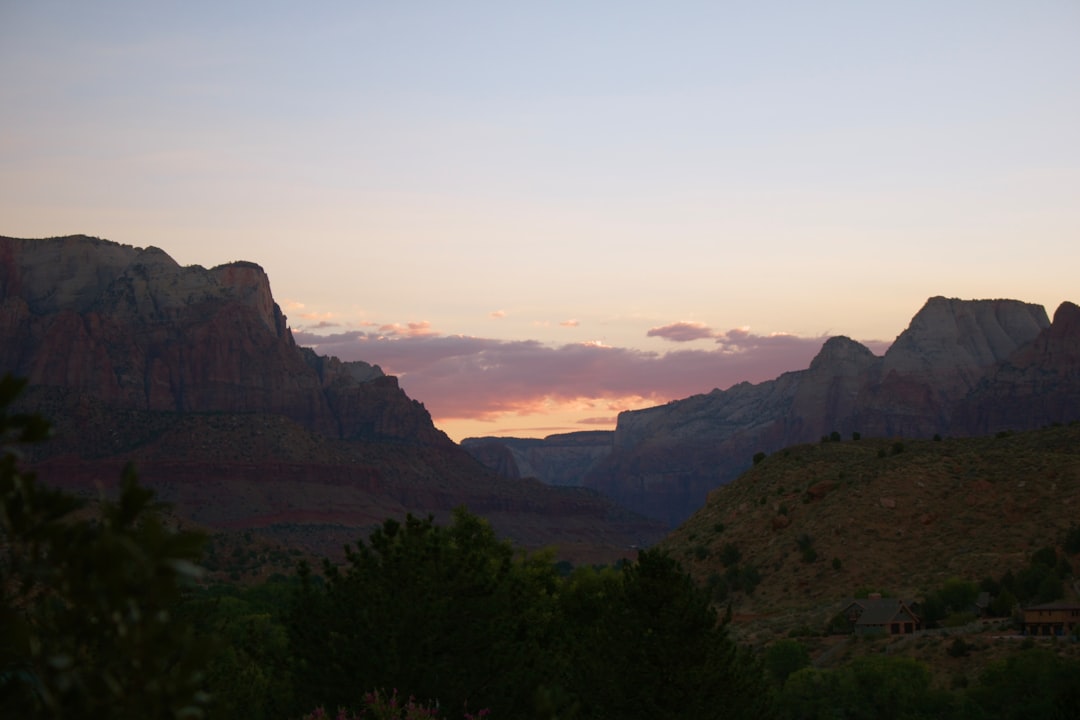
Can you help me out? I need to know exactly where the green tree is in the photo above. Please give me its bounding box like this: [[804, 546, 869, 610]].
[[765, 640, 810, 687], [966, 647, 1080, 719], [569, 548, 772, 720], [0, 374, 210, 719], [938, 577, 979, 614], [181, 578, 298, 720], [288, 509, 562, 718], [779, 656, 953, 720]]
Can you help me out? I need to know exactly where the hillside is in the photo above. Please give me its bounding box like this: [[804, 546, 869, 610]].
[[662, 424, 1080, 640]]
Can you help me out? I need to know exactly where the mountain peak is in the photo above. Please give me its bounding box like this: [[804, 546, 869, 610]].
[[809, 336, 878, 372], [883, 297, 1049, 380]]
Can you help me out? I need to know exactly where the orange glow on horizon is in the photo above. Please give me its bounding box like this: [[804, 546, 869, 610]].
[[433, 394, 662, 443]]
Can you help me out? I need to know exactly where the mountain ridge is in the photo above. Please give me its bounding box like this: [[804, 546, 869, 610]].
[[0, 234, 665, 560], [472, 296, 1078, 527]]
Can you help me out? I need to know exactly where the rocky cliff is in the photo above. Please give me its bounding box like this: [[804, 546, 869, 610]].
[[1, 235, 665, 559], [473, 297, 1077, 528], [0, 234, 446, 445], [461, 431, 614, 486]]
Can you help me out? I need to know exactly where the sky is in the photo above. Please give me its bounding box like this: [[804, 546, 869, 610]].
[[2, 1, 1078, 442]]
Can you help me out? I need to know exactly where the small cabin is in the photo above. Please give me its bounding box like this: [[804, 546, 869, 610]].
[[842, 596, 922, 635]]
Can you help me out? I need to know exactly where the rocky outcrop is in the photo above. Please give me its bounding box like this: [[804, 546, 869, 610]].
[[580, 296, 1077, 527], [0, 234, 445, 446], [1, 235, 666, 558], [856, 297, 1050, 437], [461, 431, 613, 486], [952, 301, 1080, 433]]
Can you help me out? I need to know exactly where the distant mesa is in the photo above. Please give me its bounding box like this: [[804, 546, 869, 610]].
[[461, 431, 614, 486]]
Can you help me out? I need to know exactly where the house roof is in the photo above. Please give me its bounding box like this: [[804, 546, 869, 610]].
[[848, 598, 920, 626], [1023, 601, 1080, 611]]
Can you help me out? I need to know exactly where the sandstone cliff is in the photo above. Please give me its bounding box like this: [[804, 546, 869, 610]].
[[0, 234, 447, 446], [474, 296, 1076, 528], [461, 431, 614, 486], [1, 235, 665, 559]]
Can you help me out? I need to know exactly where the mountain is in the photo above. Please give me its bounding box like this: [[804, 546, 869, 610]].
[[471, 297, 1080, 527], [0, 235, 665, 560], [461, 431, 613, 486]]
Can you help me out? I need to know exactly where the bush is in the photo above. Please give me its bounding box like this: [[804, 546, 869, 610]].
[[720, 542, 742, 566], [0, 374, 211, 720], [1065, 524, 1080, 555], [942, 612, 977, 628], [301, 689, 490, 720], [796, 534, 817, 563], [947, 638, 971, 658], [765, 639, 810, 686]]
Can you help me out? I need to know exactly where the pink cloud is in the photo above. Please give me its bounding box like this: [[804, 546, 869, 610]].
[[490, 310, 506, 318], [560, 319, 580, 327], [647, 321, 716, 342], [376, 320, 437, 338], [293, 325, 892, 424]]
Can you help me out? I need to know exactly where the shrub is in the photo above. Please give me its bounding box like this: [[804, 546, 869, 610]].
[[720, 543, 742, 566], [765, 640, 810, 686], [942, 612, 977, 628], [301, 689, 491, 720], [1065, 524, 1080, 555], [947, 638, 971, 658]]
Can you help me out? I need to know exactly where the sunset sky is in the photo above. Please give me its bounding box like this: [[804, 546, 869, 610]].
[[2, 2, 1078, 441]]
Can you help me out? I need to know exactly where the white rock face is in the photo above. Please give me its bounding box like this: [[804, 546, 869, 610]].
[[882, 296, 1049, 387]]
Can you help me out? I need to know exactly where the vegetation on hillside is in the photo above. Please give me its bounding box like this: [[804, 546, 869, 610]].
[[5, 373, 1080, 719], [665, 425, 1080, 633]]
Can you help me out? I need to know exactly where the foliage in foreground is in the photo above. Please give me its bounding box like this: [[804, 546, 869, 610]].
[[287, 509, 772, 720], [0, 374, 210, 718], [301, 688, 490, 719]]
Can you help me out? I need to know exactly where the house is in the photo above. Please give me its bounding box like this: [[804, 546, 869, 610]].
[[841, 595, 922, 635], [1022, 602, 1080, 636]]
